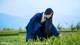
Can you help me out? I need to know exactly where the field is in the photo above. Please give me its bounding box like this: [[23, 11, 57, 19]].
[[0, 30, 80, 45]]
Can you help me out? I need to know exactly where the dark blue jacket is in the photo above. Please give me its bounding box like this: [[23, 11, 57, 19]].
[[26, 13, 60, 41]]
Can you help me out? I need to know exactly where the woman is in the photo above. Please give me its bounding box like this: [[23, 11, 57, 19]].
[[26, 8, 61, 41]]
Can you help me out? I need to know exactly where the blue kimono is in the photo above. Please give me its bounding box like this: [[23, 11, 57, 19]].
[[26, 13, 60, 41]]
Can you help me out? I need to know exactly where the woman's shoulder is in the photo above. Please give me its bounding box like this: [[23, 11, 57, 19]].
[[35, 12, 43, 17]]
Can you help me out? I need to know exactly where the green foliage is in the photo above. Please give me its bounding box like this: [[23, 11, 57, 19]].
[[0, 31, 80, 45], [26, 32, 80, 45], [57, 23, 62, 30], [70, 23, 75, 30], [64, 22, 80, 30], [0, 30, 19, 36], [76, 22, 80, 30]]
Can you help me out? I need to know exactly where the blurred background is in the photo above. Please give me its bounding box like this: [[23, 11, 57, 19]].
[[0, 0, 80, 30]]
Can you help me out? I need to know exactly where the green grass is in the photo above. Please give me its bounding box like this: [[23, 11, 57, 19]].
[[0, 30, 19, 36], [26, 32, 80, 45], [0, 30, 80, 45], [0, 33, 26, 45], [0, 30, 26, 36]]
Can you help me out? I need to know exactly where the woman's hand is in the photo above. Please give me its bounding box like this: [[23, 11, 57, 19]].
[[58, 34, 62, 37]]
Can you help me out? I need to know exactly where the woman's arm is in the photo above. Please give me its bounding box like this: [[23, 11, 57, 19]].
[[27, 13, 41, 33], [52, 24, 60, 37]]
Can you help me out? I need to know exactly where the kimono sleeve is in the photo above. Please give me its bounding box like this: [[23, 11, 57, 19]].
[[27, 13, 41, 34], [52, 24, 60, 37]]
